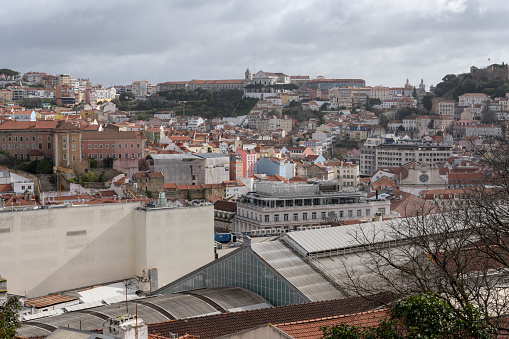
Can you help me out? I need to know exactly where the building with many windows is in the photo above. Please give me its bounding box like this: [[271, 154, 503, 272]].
[[233, 182, 392, 233], [375, 142, 453, 168]]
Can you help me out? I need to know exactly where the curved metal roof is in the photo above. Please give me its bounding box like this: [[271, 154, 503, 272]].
[[18, 287, 271, 338]]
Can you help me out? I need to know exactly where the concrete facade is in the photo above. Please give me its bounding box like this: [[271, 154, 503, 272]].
[[0, 202, 214, 297], [148, 153, 230, 185]]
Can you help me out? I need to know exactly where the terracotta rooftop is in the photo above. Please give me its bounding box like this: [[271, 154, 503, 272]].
[[276, 308, 389, 339], [24, 294, 78, 309], [213, 200, 237, 213], [148, 293, 395, 339]]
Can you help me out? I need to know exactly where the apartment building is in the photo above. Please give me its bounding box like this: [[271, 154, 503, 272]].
[[458, 93, 489, 107], [375, 143, 453, 168], [439, 100, 456, 115], [360, 136, 386, 176], [237, 149, 257, 176], [233, 182, 391, 232]]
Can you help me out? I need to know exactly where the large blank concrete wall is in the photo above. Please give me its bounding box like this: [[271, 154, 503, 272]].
[[135, 205, 214, 287], [0, 203, 214, 297]]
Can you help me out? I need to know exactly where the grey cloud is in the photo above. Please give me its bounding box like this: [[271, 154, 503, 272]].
[[1, 0, 509, 87]]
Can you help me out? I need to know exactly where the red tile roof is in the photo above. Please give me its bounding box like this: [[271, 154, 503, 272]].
[[24, 294, 78, 309], [148, 293, 395, 339], [276, 309, 388, 339]]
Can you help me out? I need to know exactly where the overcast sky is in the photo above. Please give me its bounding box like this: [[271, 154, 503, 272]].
[[1, 0, 508, 89]]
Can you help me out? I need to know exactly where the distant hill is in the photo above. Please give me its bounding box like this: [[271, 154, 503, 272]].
[[433, 64, 509, 100], [114, 88, 259, 119]]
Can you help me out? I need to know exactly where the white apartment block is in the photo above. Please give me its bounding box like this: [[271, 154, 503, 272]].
[[376, 143, 453, 168], [458, 93, 489, 107], [233, 182, 391, 233]]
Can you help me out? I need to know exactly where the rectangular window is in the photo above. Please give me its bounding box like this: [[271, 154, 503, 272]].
[[72, 155, 76, 162], [63, 153, 66, 160], [321, 212, 326, 219], [118, 154, 122, 159], [118, 144, 121, 148], [265, 215, 269, 222], [94, 154, 98, 160], [138, 153, 141, 159], [303, 213, 308, 220], [99, 144, 103, 149], [72, 144, 75, 150], [20, 136, 23, 142], [274, 214, 279, 222], [112, 144, 115, 149], [378, 208, 386, 215], [339, 210, 344, 218], [284, 214, 289, 221], [14, 136, 17, 142], [312, 212, 317, 219], [357, 210, 362, 217], [38, 143, 42, 149], [32, 136, 35, 142], [94, 144, 98, 149], [88, 144, 91, 149], [366, 209, 370, 216], [106, 144, 109, 149], [348, 210, 353, 217], [72, 136, 75, 143], [293, 213, 298, 221], [63, 143, 66, 150]]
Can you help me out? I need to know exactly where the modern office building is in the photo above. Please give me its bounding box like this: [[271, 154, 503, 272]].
[[232, 182, 392, 233]]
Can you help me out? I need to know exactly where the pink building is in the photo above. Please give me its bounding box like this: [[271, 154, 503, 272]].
[[237, 149, 257, 176]]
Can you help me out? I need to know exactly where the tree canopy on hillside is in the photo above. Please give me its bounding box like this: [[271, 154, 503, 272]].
[[0, 68, 19, 77]]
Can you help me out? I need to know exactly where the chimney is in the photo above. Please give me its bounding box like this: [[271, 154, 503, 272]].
[[103, 314, 148, 339]]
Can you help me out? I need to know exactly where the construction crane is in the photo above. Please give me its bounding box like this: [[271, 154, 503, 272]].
[[177, 100, 206, 116], [53, 166, 74, 199]]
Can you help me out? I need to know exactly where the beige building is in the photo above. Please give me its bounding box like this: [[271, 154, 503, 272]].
[[0, 89, 13, 103], [438, 100, 455, 115], [0, 202, 214, 297]]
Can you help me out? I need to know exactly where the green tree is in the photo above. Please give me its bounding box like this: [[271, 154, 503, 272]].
[[481, 109, 497, 124], [35, 158, 53, 174], [0, 69, 19, 77], [321, 293, 494, 339], [119, 92, 135, 101], [103, 157, 114, 169], [378, 114, 390, 129], [0, 296, 21, 338], [88, 157, 98, 169], [422, 94, 433, 111]]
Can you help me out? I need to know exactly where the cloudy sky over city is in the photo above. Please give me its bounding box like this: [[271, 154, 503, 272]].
[[1, 0, 509, 88]]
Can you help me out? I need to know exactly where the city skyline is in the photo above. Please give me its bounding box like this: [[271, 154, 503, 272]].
[[1, 0, 509, 88]]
